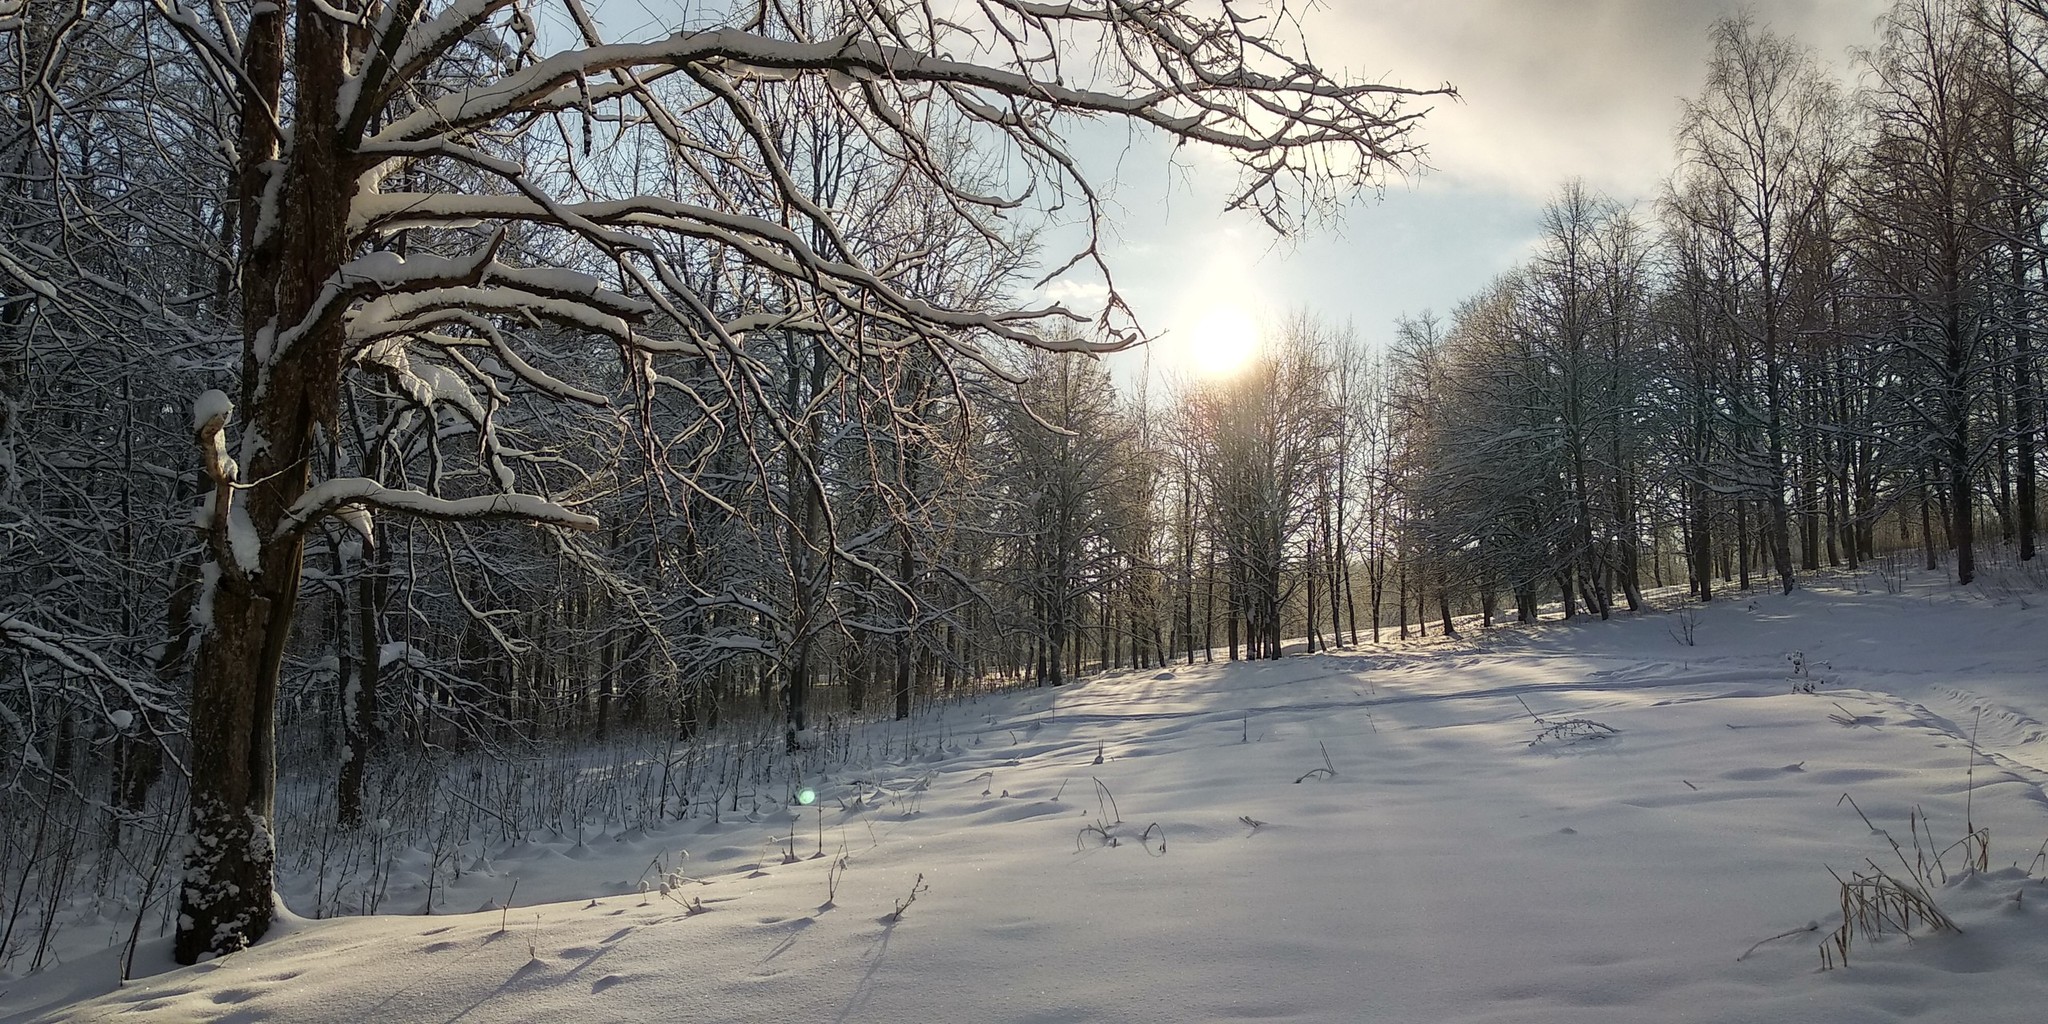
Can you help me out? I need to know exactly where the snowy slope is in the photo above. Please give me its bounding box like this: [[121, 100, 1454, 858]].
[[9, 571, 2048, 1023]]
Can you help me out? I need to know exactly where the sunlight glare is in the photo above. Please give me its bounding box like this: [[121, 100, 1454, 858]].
[[1188, 306, 1259, 377]]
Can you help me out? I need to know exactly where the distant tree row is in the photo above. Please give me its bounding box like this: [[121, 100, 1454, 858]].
[[1388, 0, 2048, 623]]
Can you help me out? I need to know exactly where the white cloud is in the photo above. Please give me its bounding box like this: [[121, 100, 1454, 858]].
[[1318, 0, 1887, 202], [1048, 0, 1896, 373], [1035, 278, 1111, 309]]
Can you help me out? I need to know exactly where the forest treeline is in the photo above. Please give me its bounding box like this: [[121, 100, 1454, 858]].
[[1392, 2, 2048, 625], [0, 0, 1449, 963], [1, 0, 2044, 967]]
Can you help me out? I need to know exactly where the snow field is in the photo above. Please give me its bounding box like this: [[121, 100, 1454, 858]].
[[8, 571, 2048, 1022]]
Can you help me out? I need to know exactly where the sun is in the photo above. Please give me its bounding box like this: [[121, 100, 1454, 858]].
[[1186, 305, 1259, 377]]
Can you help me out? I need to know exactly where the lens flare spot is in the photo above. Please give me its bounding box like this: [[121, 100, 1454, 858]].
[[797, 788, 817, 806]]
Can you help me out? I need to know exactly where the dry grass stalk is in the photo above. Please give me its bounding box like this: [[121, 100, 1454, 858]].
[[1819, 863, 1959, 970]]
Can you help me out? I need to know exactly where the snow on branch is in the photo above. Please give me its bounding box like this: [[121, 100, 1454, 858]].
[[344, 0, 516, 135], [192, 389, 236, 484], [347, 284, 649, 350], [0, 243, 60, 303], [361, 5, 1445, 235], [277, 478, 600, 538], [410, 312, 611, 406], [0, 615, 178, 716], [320, 2, 1448, 376], [262, 238, 504, 363], [377, 24, 1431, 151], [346, 191, 1084, 353]]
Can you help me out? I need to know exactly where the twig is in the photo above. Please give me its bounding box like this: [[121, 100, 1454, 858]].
[[1294, 742, 1337, 783], [889, 873, 928, 921], [1093, 777, 1121, 824], [1139, 822, 1166, 856], [1737, 921, 1817, 962]]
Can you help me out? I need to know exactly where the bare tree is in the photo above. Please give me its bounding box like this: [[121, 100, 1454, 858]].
[[1972, 0, 2048, 563], [1848, 0, 2003, 585], [1191, 317, 1341, 657], [0, 0, 1453, 961], [1675, 14, 1845, 594], [997, 348, 1133, 685]]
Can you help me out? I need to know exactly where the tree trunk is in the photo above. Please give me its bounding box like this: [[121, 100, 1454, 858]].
[[1202, 542, 1216, 662], [1227, 583, 1240, 660], [894, 528, 915, 721], [1691, 482, 1713, 603], [1921, 463, 1940, 570], [2019, 245, 2038, 562], [1305, 534, 1319, 653], [1950, 438, 1975, 586], [178, 2, 355, 964], [1735, 500, 1752, 591], [783, 341, 829, 750], [338, 529, 383, 827]]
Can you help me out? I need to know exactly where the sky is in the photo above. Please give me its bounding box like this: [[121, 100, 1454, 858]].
[[572, 0, 1893, 373], [1048, 0, 1895, 375]]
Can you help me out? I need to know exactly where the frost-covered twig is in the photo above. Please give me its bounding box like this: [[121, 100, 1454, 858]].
[[275, 478, 599, 538]]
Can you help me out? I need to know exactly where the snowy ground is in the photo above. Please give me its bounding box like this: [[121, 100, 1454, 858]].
[[10, 569, 2048, 1023]]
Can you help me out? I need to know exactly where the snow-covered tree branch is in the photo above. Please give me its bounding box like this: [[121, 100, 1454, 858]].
[[0, 0, 1458, 963]]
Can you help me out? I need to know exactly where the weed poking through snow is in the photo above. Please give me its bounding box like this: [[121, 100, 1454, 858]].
[[1820, 867, 1957, 969], [499, 878, 519, 931], [1293, 742, 1337, 783], [1528, 718, 1619, 745], [1077, 817, 1167, 856], [1828, 703, 1878, 727], [1077, 779, 1124, 849], [1093, 778, 1122, 824], [821, 845, 849, 911], [1786, 651, 1832, 693], [1816, 794, 1967, 969], [1073, 779, 1163, 854], [1669, 603, 1701, 647], [1517, 696, 1618, 747], [1139, 822, 1167, 856], [903, 772, 935, 816], [1736, 920, 1818, 962], [888, 873, 928, 922], [1077, 821, 1118, 850]]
